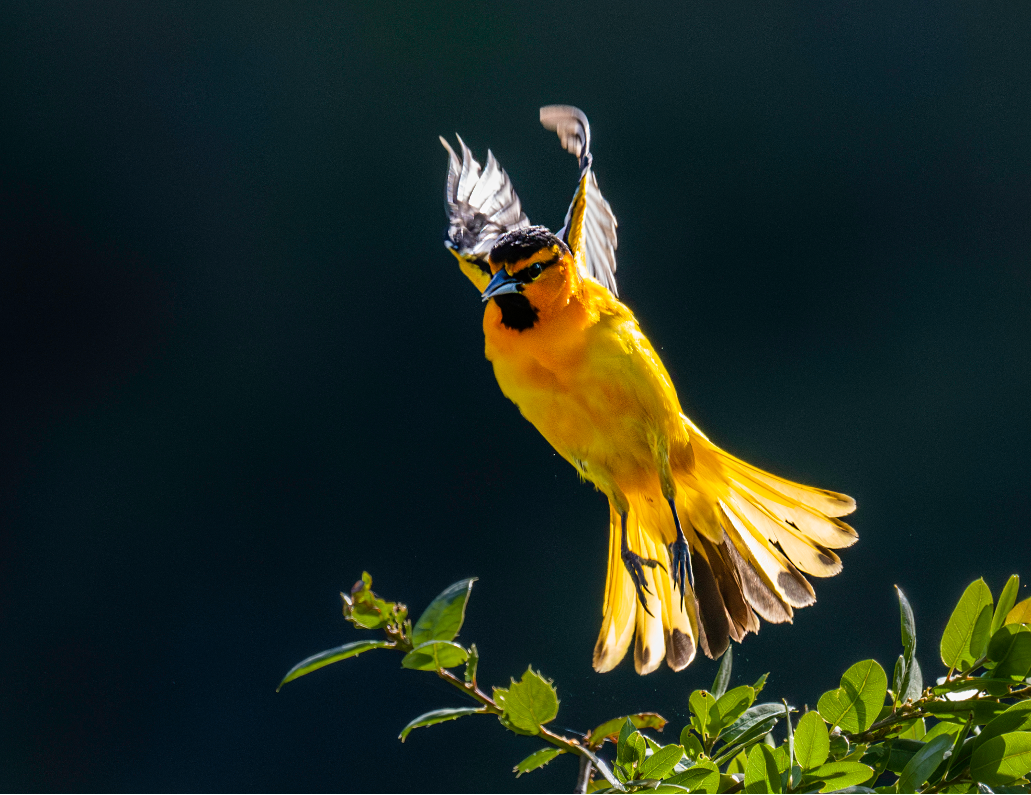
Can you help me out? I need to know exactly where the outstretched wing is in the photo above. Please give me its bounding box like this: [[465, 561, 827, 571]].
[[540, 105, 619, 296], [440, 135, 530, 291]]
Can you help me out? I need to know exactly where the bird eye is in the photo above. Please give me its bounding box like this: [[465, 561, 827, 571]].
[[527, 262, 543, 279]]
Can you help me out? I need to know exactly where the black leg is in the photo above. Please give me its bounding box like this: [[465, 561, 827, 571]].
[[666, 497, 695, 610], [620, 511, 665, 616]]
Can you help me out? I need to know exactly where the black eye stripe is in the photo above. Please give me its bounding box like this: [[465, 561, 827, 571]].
[[513, 253, 559, 283]]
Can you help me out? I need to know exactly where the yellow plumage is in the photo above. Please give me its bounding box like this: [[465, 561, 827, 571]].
[[441, 107, 856, 674]]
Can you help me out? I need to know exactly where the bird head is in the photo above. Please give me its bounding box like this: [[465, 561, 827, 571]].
[[481, 226, 576, 331]]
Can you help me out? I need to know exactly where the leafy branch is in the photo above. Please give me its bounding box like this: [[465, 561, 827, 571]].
[[279, 572, 1031, 793]]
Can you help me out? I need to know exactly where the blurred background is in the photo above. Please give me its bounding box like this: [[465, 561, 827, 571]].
[[2, 0, 1029, 790]]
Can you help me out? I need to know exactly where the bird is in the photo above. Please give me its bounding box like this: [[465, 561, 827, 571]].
[[439, 106, 857, 674]]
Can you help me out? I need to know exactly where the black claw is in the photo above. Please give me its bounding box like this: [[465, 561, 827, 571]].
[[619, 511, 663, 615], [668, 538, 693, 611]]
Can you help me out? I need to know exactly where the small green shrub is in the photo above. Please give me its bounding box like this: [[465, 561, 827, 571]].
[[279, 573, 1031, 793]]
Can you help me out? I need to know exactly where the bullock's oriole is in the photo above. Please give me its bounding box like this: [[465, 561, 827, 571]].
[[440, 106, 857, 674]]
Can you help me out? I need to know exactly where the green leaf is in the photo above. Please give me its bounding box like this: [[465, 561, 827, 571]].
[[987, 624, 1031, 681], [722, 703, 785, 744], [975, 702, 1031, 751], [639, 745, 685, 780], [752, 672, 768, 695], [992, 575, 1021, 638], [817, 660, 888, 733], [800, 761, 875, 792], [398, 706, 483, 741], [277, 640, 391, 690], [712, 686, 755, 735], [514, 747, 565, 776], [497, 667, 559, 734], [896, 733, 953, 792], [713, 647, 733, 699], [400, 640, 468, 670], [970, 732, 1031, 787], [1007, 598, 1031, 627], [689, 690, 718, 740], [795, 711, 830, 770], [343, 572, 406, 630], [923, 720, 964, 743], [679, 727, 702, 761], [667, 760, 719, 793], [589, 713, 667, 747], [464, 642, 479, 683], [924, 699, 1010, 724], [941, 578, 994, 670], [895, 586, 920, 702], [744, 743, 782, 794], [411, 577, 476, 646], [897, 717, 926, 740]]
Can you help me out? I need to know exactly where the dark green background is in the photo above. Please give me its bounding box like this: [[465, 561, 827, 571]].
[[2, 0, 1029, 790]]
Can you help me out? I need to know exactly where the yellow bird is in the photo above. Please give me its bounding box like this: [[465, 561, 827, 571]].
[[440, 106, 857, 674]]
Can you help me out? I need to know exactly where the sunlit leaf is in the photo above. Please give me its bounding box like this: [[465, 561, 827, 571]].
[[400, 640, 468, 670], [344, 572, 405, 630], [800, 761, 875, 792], [794, 711, 830, 770], [975, 702, 1031, 752], [497, 667, 559, 734], [722, 703, 784, 744], [638, 744, 684, 780], [941, 578, 994, 670], [411, 577, 476, 646], [464, 643, 478, 683], [924, 699, 1009, 724], [713, 647, 733, 699], [992, 575, 1021, 637], [666, 759, 719, 793], [1006, 598, 1031, 627], [896, 733, 952, 792], [987, 624, 1031, 681], [970, 731, 1031, 787], [712, 686, 755, 735], [679, 727, 702, 761], [689, 690, 718, 741], [744, 743, 782, 794], [589, 713, 667, 747], [277, 640, 391, 690], [896, 586, 919, 702], [752, 672, 768, 694], [817, 660, 888, 733], [513, 747, 564, 776], [399, 706, 482, 741]]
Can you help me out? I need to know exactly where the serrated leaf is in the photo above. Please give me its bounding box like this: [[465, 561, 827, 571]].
[[400, 640, 468, 670], [667, 759, 719, 792], [345, 572, 405, 630], [987, 624, 1031, 681], [277, 640, 391, 690], [411, 577, 476, 646], [1006, 598, 1031, 627], [992, 576, 1021, 637], [744, 743, 782, 793], [800, 761, 875, 792], [399, 706, 482, 741], [817, 660, 888, 733], [589, 713, 667, 747], [896, 733, 953, 792], [639, 744, 684, 780], [970, 732, 1031, 787], [941, 579, 994, 670], [795, 711, 830, 770], [514, 747, 564, 776], [499, 667, 559, 734], [464, 642, 478, 683], [713, 647, 733, 699]]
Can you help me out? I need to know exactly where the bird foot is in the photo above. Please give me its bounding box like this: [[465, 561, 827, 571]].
[[668, 536, 694, 611], [621, 549, 665, 616]]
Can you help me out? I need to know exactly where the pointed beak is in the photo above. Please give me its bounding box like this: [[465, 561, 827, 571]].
[[481, 268, 521, 302]]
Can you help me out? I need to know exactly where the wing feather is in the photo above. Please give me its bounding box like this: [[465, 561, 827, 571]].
[[540, 105, 620, 295]]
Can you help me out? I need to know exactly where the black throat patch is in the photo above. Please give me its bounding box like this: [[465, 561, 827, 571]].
[[494, 293, 539, 331]]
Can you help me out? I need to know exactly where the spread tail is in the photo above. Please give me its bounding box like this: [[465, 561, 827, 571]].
[[592, 438, 856, 674]]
